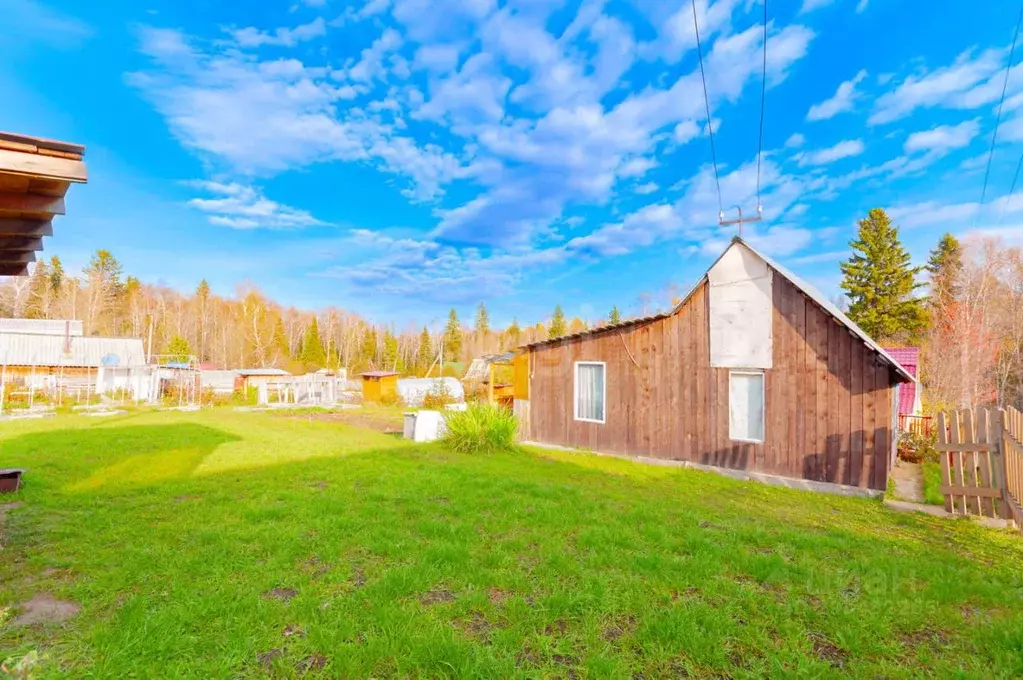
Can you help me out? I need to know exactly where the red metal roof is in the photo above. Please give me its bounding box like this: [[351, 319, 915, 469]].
[[882, 347, 919, 415]]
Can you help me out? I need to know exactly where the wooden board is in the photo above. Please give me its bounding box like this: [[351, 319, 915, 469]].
[[0, 192, 65, 216], [0, 148, 87, 182], [0, 218, 52, 238]]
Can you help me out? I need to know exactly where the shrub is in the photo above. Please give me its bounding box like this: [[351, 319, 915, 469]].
[[443, 404, 517, 454], [422, 380, 457, 409], [898, 428, 937, 464]]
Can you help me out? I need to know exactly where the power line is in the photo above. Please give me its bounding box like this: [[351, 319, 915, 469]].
[[999, 150, 1023, 223], [691, 0, 723, 218], [755, 0, 768, 211], [980, 5, 1023, 208]]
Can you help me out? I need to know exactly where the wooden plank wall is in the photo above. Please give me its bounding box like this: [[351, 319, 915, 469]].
[[527, 276, 897, 490]]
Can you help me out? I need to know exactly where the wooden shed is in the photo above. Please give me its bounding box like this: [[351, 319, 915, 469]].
[[0, 131, 88, 275], [517, 238, 914, 494], [360, 371, 399, 403]]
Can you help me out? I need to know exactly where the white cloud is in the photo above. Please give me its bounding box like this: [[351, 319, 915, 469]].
[[886, 199, 980, 229], [799, 0, 837, 13], [347, 27, 403, 82], [806, 69, 867, 121], [231, 17, 327, 48], [413, 43, 463, 73], [638, 0, 742, 64], [186, 181, 326, 229], [1002, 112, 1023, 143], [785, 132, 806, 148], [130, 26, 465, 201], [796, 139, 865, 166], [619, 157, 657, 178], [903, 118, 980, 154], [4, 0, 92, 48], [674, 120, 702, 144], [869, 48, 1014, 124], [635, 182, 659, 195]]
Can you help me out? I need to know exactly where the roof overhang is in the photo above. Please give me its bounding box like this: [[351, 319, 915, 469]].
[[0, 132, 88, 276]]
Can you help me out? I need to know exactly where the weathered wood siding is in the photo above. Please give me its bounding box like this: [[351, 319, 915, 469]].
[[527, 276, 897, 490]]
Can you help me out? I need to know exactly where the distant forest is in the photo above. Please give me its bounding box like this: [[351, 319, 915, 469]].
[[0, 250, 618, 375]]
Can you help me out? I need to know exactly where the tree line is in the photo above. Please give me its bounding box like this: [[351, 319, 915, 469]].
[[838, 207, 1023, 411], [0, 251, 611, 376], [2, 209, 1020, 409]]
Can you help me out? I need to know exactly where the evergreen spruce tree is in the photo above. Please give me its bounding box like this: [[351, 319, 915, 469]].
[[25, 260, 50, 319], [926, 232, 962, 310], [166, 334, 193, 363], [609, 305, 622, 325], [382, 329, 400, 372], [415, 327, 434, 375], [548, 305, 567, 339], [359, 326, 378, 370], [839, 208, 927, 341], [299, 318, 327, 368], [271, 316, 290, 362], [506, 318, 521, 347], [443, 309, 462, 363], [474, 302, 489, 337], [48, 255, 65, 293]]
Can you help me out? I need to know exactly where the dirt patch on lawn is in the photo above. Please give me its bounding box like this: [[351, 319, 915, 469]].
[[808, 633, 848, 668], [419, 587, 456, 605], [280, 410, 403, 434], [11, 593, 80, 626], [600, 614, 637, 643], [488, 587, 511, 605], [263, 587, 298, 603], [454, 611, 493, 641], [297, 653, 329, 672], [258, 648, 283, 669], [0, 501, 23, 543]]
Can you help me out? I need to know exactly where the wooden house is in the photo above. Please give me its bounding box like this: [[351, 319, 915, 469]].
[[516, 238, 913, 494], [360, 371, 399, 403]]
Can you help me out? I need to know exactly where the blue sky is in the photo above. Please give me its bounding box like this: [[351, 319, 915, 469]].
[[2, 0, 1023, 327]]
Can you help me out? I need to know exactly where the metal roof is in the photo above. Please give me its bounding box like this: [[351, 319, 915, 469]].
[[359, 370, 399, 378], [0, 332, 145, 367], [0, 318, 83, 336], [234, 367, 290, 376], [523, 237, 915, 383]]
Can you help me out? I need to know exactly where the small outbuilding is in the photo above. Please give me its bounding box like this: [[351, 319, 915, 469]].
[[360, 370, 399, 403], [516, 237, 914, 494]]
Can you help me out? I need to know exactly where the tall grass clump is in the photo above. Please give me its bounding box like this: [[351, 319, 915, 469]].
[[443, 404, 517, 453]]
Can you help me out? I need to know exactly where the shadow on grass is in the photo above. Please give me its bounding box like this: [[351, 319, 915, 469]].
[[0, 423, 241, 494]]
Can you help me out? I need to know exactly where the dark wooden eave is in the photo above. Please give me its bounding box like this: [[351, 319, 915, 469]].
[[0, 132, 87, 276]]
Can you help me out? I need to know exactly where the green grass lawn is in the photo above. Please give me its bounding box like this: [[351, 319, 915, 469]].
[[921, 459, 945, 507], [1, 411, 1022, 678]]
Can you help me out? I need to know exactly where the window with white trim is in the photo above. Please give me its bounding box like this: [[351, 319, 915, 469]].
[[729, 371, 765, 442], [574, 361, 606, 423]]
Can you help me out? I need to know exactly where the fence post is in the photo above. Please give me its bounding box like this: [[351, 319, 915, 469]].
[[937, 411, 952, 513], [998, 409, 1012, 520]]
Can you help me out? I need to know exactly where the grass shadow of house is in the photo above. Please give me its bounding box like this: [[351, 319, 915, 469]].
[[0, 423, 242, 494]]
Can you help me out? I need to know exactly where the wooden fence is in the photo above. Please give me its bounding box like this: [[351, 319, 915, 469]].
[[898, 414, 932, 437], [936, 407, 1023, 531]]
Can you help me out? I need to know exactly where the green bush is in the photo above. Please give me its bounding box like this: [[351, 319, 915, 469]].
[[897, 428, 937, 463], [443, 404, 517, 454]]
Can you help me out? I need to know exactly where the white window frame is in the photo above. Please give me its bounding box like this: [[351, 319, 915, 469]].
[[729, 369, 765, 443], [573, 361, 607, 424]]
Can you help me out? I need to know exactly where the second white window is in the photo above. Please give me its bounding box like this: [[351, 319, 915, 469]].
[[729, 371, 765, 442]]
